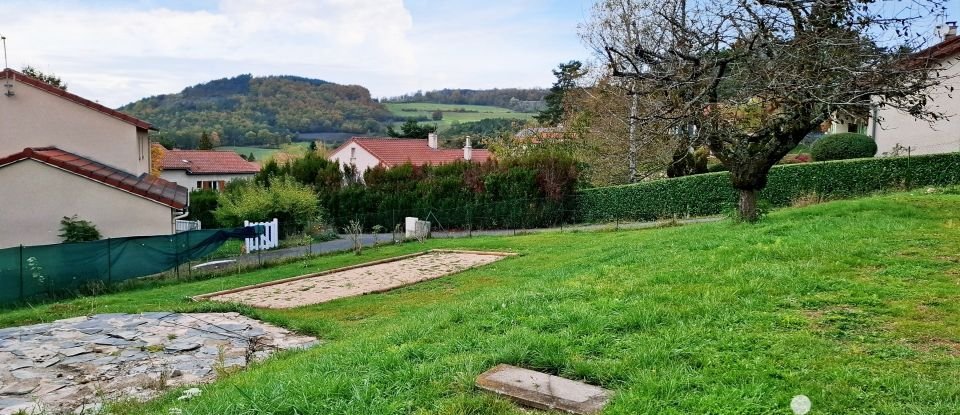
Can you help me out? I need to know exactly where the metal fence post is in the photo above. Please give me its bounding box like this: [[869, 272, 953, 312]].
[[106, 238, 112, 284], [187, 231, 192, 279], [18, 244, 24, 301], [174, 236, 180, 279]]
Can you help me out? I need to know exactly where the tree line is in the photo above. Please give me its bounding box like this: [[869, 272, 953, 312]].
[[381, 88, 548, 112], [120, 74, 393, 149]]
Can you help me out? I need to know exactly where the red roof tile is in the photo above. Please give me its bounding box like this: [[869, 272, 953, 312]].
[[335, 137, 492, 167], [0, 68, 155, 131], [0, 147, 187, 209], [161, 150, 261, 174], [911, 36, 960, 64]]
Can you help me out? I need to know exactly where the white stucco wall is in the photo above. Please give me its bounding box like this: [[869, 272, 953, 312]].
[[0, 160, 174, 248], [159, 170, 256, 192], [871, 56, 960, 156], [0, 77, 149, 175], [329, 142, 381, 177]]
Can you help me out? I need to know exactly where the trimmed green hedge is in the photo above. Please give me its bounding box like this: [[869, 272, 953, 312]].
[[577, 152, 960, 222], [811, 133, 878, 161]]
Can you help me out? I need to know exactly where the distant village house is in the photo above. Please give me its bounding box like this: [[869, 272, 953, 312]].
[[328, 133, 491, 179], [160, 149, 260, 192]]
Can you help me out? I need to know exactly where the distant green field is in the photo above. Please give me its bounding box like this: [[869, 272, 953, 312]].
[[385, 102, 534, 130], [216, 142, 311, 161]]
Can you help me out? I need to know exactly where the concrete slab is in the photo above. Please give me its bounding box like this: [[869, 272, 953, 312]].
[[476, 364, 610, 414]]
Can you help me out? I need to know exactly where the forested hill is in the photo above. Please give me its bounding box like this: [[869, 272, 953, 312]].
[[119, 74, 392, 149], [382, 88, 548, 112]]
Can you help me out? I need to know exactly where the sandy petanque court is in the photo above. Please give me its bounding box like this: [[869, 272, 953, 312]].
[[198, 250, 511, 308]]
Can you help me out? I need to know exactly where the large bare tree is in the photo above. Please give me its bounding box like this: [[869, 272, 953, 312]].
[[594, 0, 947, 220]]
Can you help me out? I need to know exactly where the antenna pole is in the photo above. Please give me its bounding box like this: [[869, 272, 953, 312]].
[[1, 35, 7, 69]]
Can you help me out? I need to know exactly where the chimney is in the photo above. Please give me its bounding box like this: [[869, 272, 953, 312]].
[[939, 21, 957, 41], [428, 132, 438, 149], [463, 136, 473, 161]]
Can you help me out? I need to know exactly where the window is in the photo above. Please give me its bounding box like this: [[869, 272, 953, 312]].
[[196, 181, 222, 191]]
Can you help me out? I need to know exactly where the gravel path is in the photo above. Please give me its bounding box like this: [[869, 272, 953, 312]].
[[206, 251, 507, 308]]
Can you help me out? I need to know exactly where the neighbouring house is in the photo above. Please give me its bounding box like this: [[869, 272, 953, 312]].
[[0, 68, 188, 248], [328, 133, 491, 178], [823, 115, 868, 135], [160, 149, 260, 192], [870, 23, 960, 156]]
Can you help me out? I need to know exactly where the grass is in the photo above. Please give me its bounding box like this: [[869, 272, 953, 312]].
[[385, 102, 534, 131], [216, 142, 311, 161], [3, 190, 960, 413]]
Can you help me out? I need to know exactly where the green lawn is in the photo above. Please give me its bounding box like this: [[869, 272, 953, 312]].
[[385, 102, 534, 131], [3, 191, 960, 414], [216, 142, 311, 161]]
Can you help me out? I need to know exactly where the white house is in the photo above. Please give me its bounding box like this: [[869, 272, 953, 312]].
[[160, 149, 260, 192], [0, 68, 188, 248], [871, 24, 960, 156], [328, 133, 491, 177]]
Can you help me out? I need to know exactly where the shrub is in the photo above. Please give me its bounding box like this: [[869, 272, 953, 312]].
[[214, 177, 320, 237], [59, 215, 101, 242], [577, 152, 960, 222], [187, 189, 220, 228], [780, 153, 811, 164], [811, 133, 878, 161]]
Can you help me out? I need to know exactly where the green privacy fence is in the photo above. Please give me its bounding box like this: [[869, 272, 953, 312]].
[[0, 227, 258, 305]]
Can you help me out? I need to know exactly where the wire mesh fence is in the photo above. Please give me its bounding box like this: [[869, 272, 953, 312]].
[[0, 227, 257, 306]]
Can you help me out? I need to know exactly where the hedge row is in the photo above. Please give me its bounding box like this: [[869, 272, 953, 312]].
[[577, 152, 960, 222], [323, 152, 580, 230]]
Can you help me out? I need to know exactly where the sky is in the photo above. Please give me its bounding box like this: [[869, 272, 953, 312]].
[[0, 0, 594, 107], [2, 0, 958, 108]]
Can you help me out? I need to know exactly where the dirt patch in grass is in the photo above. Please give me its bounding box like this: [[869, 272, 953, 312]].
[[803, 305, 884, 340], [908, 336, 960, 356], [202, 251, 509, 308]]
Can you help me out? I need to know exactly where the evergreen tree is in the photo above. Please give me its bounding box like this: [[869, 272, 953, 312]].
[[248, 152, 256, 161], [309, 141, 318, 152], [535, 61, 583, 126], [198, 131, 214, 150], [387, 119, 437, 139]]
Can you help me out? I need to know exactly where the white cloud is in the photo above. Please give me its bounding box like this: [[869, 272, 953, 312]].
[[1, 0, 586, 106], [3, 0, 415, 105]]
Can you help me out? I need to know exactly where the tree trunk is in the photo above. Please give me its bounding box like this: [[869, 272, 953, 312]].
[[738, 189, 759, 222]]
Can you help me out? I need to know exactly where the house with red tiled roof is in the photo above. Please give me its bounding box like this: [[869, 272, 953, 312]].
[[160, 149, 260, 192], [328, 133, 491, 179], [870, 24, 960, 155], [0, 68, 189, 247]]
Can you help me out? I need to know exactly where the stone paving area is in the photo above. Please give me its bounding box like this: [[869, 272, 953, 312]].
[[205, 251, 508, 308], [0, 312, 318, 414]]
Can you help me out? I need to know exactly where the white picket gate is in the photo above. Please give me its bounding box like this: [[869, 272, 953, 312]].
[[244, 218, 279, 252]]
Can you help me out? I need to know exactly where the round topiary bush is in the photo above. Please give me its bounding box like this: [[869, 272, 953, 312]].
[[811, 133, 878, 161]]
